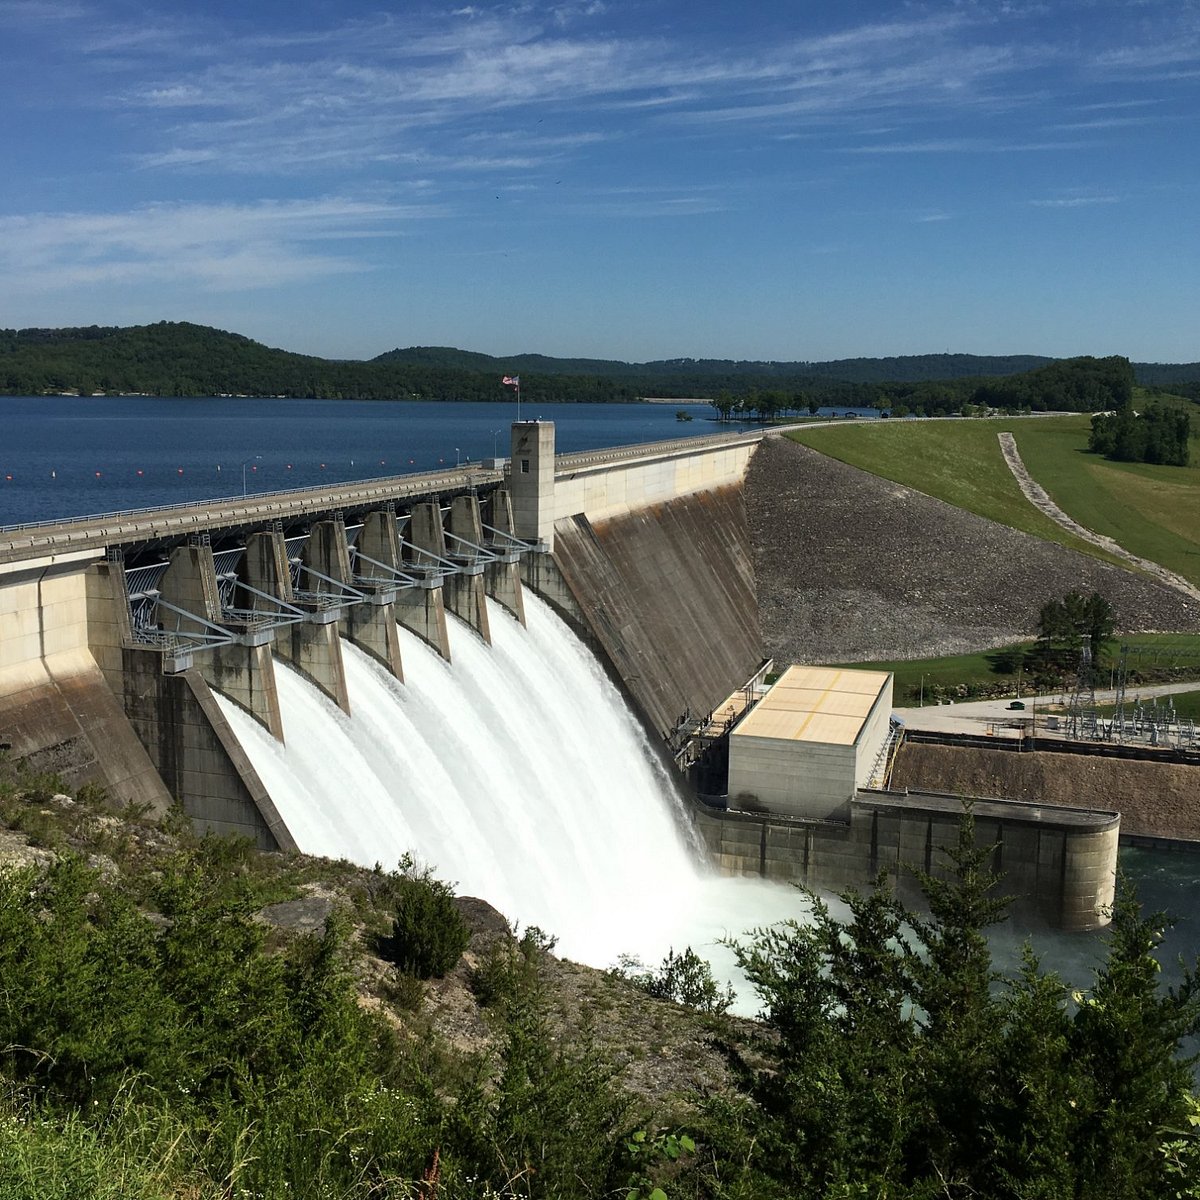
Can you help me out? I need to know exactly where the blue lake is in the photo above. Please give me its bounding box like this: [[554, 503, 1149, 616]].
[[0, 396, 881, 528]]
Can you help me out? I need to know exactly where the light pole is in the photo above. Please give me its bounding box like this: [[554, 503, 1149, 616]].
[[919, 673, 927, 707], [455, 447, 461, 468], [492, 429, 502, 459], [241, 454, 262, 498]]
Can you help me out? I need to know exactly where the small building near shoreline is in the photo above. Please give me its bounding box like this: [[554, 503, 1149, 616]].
[[727, 665, 893, 819]]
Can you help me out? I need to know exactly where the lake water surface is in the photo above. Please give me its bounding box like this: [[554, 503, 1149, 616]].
[[1, 395, 813, 527]]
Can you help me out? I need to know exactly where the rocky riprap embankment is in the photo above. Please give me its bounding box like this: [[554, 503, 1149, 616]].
[[746, 437, 1200, 664]]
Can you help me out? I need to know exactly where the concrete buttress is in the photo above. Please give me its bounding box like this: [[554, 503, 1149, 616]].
[[442, 495, 492, 643], [119, 646, 296, 850], [482, 488, 526, 626], [399, 503, 455, 658], [343, 510, 404, 680], [270, 520, 352, 714], [156, 540, 286, 738]]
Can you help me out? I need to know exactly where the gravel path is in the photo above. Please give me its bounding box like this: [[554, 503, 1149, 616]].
[[746, 436, 1200, 665], [997, 432, 1200, 603]]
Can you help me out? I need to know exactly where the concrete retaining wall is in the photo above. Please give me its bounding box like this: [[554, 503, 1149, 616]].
[[693, 790, 1119, 931], [555, 439, 758, 524], [0, 554, 172, 810], [119, 647, 294, 850]]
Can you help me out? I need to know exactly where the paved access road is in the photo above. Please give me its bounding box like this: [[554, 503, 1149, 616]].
[[896, 680, 1199, 740]]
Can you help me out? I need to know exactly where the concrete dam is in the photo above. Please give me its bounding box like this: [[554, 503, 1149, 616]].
[[0, 422, 1118, 934]]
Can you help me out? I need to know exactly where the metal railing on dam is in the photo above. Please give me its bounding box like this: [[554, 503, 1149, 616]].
[[0, 424, 784, 564]]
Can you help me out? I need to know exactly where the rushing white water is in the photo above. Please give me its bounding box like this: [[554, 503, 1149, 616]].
[[216, 592, 807, 975]]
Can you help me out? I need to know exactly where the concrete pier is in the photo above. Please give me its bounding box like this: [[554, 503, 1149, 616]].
[[437, 498, 492, 644], [483, 488, 527, 626], [159, 541, 285, 738], [395, 584, 452, 659], [262, 520, 351, 714], [120, 646, 295, 850]]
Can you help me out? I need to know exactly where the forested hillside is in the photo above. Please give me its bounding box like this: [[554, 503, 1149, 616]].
[[1, 322, 1195, 408]]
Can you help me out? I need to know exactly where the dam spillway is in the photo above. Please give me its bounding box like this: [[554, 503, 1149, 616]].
[[0, 419, 1121, 935], [216, 592, 804, 968]]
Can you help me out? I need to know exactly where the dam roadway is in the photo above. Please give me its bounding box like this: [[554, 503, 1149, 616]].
[[0, 426, 768, 564]]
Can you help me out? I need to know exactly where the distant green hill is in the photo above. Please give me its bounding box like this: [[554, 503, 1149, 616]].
[[374, 346, 1058, 384], [1, 321, 1196, 405]]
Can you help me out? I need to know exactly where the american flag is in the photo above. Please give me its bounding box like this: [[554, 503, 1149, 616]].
[[502, 375, 519, 387]]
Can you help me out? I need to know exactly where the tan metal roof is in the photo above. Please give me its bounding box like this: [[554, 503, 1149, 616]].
[[733, 665, 890, 746]]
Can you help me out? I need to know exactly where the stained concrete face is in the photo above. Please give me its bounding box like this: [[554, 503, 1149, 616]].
[[406, 502, 448, 569], [550, 484, 762, 741], [119, 647, 294, 850], [395, 585, 451, 660], [484, 560, 526, 626], [356, 511, 403, 581], [1, 554, 96, 670], [203, 642, 285, 740], [241, 530, 294, 608], [344, 601, 404, 679], [275, 620, 351, 714], [158, 544, 222, 636], [303, 519, 353, 587]]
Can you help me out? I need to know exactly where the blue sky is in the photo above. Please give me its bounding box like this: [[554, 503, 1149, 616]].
[[2, 0, 1198, 363]]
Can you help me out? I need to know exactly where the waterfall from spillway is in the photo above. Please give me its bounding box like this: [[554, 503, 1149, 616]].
[[216, 592, 807, 972]]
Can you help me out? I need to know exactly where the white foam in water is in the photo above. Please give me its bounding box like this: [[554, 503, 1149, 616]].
[[215, 592, 808, 988]]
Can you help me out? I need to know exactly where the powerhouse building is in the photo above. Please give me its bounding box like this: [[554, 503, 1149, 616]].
[[727, 665, 893, 819]]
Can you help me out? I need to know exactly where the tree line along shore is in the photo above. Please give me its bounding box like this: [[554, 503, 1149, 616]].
[[4, 321, 1198, 414]]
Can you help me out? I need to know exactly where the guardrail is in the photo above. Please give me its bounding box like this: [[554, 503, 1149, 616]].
[[0, 466, 503, 535], [0, 423, 794, 560]]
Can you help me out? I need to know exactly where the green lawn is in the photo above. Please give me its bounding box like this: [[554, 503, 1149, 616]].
[[832, 644, 1031, 704], [790, 410, 1200, 585], [787, 417, 1119, 562], [1010, 415, 1200, 588], [834, 632, 1200, 704], [1096, 689, 1200, 721]]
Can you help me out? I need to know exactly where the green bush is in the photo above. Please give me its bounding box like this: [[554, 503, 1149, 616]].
[[472, 924, 558, 1009], [378, 859, 469, 980], [614, 946, 735, 1015]]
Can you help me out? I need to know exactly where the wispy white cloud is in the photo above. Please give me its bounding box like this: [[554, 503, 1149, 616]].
[[843, 137, 1090, 153], [0, 198, 438, 293], [0, 0, 85, 21], [74, 6, 1068, 178], [1029, 194, 1120, 207], [1048, 115, 1163, 130]]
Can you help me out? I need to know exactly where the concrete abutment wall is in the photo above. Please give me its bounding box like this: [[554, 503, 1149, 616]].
[[693, 793, 1118, 931]]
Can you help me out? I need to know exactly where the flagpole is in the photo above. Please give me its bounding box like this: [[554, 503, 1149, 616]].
[[503, 374, 521, 422]]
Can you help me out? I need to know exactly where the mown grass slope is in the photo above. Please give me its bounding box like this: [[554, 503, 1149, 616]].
[[787, 417, 1112, 557], [790, 408, 1200, 585], [1010, 415, 1200, 587]]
